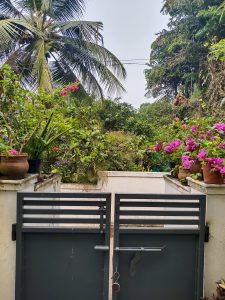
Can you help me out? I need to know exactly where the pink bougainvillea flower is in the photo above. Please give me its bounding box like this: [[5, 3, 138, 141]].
[[214, 123, 225, 134], [220, 166, 225, 175], [175, 117, 180, 122], [208, 157, 224, 166], [182, 154, 194, 170], [197, 149, 207, 160], [191, 125, 198, 133], [182, 124, 188, 130], [164, 139, 182, 154], [186, 139, 198, 152], [182, 155, 190, 161], [183, 160, 192, 170], [155, 143, 162, 152], [164, 145, 173, 154], [60, 91, 67, 97], [199, 134, 205, 140], [9, 149, 19, 155], [219, 143, 225, 149], [206, 130, 211, 136], [172, 139, 182, 148]]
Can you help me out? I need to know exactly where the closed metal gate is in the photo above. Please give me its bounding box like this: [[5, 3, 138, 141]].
[[113, 194, 206, 300], [15, 193, 206, 300], [15, 193, 111, 300]]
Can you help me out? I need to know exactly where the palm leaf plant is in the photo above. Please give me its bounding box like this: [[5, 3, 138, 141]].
[[22, 113, 71, 159], [0, 0, 126, 97]]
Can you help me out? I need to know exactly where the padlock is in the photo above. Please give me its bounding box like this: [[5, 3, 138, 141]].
[[112, 282, 121, 293]]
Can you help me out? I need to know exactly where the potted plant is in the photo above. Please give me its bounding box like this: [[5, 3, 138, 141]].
[[197, 124, 225, 184], [0, 128, 29, 179], [23, 113, 71, 173]]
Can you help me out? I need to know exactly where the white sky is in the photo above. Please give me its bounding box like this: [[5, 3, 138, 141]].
[[84, 0, 169, 108]]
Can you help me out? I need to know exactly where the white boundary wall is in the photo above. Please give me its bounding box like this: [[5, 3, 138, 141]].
[[61, 171, 168, 194]]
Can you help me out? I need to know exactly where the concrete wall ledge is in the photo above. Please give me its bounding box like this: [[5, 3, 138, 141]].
[[99, 171, 170, 178], [0, 174, 38, 191], [61, 171, 170, 194], [35, 174, 62, 192], [164, 175, 191, 194], [187, 177, 225, 195]]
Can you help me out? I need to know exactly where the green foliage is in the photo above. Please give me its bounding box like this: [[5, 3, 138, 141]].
[[146, 0, 225, 110]]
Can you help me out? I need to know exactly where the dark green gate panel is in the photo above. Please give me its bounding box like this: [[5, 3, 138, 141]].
[[23, 233, 105, 300], [113, 194, 206, 300], [117, 234, 198, 300], [15, 193, 111, 300]]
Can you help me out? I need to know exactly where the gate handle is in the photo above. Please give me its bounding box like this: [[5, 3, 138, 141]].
[[115, 246, 166, 252], [94, 245, 109, 251]]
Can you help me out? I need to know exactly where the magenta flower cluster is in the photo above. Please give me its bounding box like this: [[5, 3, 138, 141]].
[[164, 139, 182, 154], [197, 149, 207, 160], [9, 149, 19, 155], [207, 157, 225, 176], [60, 82, 79, 97], [214, 123, 225, 134], [155, 143, 162, 152], [182, 155, 194, 170], [186, 139, 198, 152]]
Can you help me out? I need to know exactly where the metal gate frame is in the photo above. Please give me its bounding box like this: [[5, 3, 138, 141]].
[[113, 194, 206, 300], [15, 192, 111, 300]]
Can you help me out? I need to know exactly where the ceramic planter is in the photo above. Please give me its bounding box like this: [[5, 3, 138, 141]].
[[202, 163, 223, 184], [190, 160, 202, 174], [0, 153, 29, 179]]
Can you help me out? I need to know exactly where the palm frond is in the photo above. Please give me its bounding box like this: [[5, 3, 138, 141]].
[[57, 40, 126, 97], [50, 58, 78, 85], [54, 20, 103, 43], [50, 0, 86, 20], [0, 0, 22, 17], [0, 17, 43, 51], [17, 0, 86, 20], [0, 19, 21, 49]]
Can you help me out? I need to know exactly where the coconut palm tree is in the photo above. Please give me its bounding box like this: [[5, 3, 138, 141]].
[[0, 0, 126, 97]]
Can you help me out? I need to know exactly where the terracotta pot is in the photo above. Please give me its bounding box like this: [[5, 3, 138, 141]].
[[0, 153, 29, 179], [190, 160, 202, 174], [202, 163, 223, 184], [178, 167, 190, 181]]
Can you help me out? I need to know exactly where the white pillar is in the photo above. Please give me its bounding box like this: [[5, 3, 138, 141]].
[[0, 174, 61, 300], [188, 178, 225, 296]]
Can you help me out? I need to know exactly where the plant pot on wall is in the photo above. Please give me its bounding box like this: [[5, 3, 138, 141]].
[[178, 167, 190, 181], [28, 158, 42, 174], [190, 160, 202, 174], [202, 164, 224, 184], [0, 153, 29, 179]]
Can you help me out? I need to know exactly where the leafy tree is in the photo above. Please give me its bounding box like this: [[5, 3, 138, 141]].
[[145, 0, 224, 102], [0, 0, 126, 97], [97, 98, 136, 131]]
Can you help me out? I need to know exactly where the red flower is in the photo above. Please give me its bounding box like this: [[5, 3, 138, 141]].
[[52, 146, 60, 152]]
